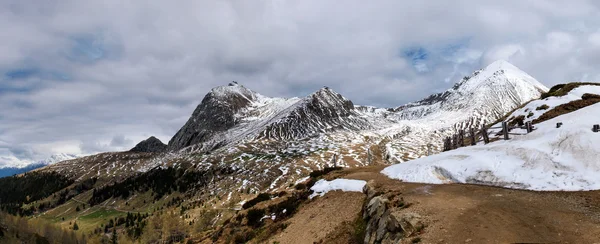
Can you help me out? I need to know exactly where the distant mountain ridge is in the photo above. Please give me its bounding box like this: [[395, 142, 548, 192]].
[[0, 153, 79, 178], [28, 60, 551, 239], [41, 60, 548, 203], [164, 60, 548, 159]]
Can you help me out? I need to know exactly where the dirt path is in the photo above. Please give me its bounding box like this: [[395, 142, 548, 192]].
[[339, 165, 600, 243], [270, 165, 600, 243]]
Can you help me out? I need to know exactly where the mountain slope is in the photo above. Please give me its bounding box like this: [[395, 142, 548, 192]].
[[359, 60, 548, 161], [167, 82, 262, 151], [4, 60, 557, 243], [255, 87, 371, 140], [383, 84, 600, 190]]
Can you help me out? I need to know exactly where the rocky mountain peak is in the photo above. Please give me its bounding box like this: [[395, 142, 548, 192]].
[[167, 83, 263, 151], [305, 86, 355, 112], [130, 136, 167, 153], [207, 82, 258, 102]]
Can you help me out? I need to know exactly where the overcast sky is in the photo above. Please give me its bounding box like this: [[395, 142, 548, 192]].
[[2, 0, 600, 166]]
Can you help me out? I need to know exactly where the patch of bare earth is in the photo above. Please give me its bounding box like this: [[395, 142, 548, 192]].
[[304, 166, 600, 243], [268, 191, 365, 244]]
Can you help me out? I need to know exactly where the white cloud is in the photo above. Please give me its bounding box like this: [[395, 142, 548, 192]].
[[1, 0, 600, 165]]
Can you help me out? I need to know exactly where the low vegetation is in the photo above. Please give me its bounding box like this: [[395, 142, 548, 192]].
[[582, 93, 600, 100], [536, 104, 549, 110], [242, 193, 271, 209], [533, 97, 600, 124], [0, 171, 74, 215], [309, 166, 343, 178], [541, 82, 600, 99], [0, 212, 84, 243], [90, 166, 233, 205], [508, 115, 525, 127]]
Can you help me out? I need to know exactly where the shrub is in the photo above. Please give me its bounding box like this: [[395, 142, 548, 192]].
[[536, 104, 549, 110], [541, 82, 600, 99], [294, 183, 306, 190], [508, 115, 525, 127], [411, 237, 422, 243], [242, 193, 271, 209], [582, 93, 600, 100], [533, 98, 600, 124], [246, 208, 265, 227], [306, 178, 317, 189], [267, 191, 310, 219], [309, 167, 343, 178], [526, 112, 534, 118]]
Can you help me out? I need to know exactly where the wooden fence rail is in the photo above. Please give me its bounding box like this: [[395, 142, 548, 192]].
[[443, 121, 535, 152]]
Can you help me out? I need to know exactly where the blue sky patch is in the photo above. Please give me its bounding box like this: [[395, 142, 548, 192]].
[[402, 47, 430, 72], [68, 35, 106, 63], [4, 68, 39, 80]]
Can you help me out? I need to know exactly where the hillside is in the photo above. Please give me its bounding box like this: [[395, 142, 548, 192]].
[[0, 61, 565, 244], [382, 83, 600, 190]]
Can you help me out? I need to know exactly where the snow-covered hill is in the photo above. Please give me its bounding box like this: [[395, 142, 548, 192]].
[[360, 60, 548, 161], [382, 85, 600, 191]]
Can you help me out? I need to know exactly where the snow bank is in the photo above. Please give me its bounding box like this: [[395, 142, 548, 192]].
[[309, 179, 367, 198], [493, 85, 600, 127], [382, 101, 600, 191]]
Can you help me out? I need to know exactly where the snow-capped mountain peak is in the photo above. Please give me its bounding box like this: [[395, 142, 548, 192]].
[[453, 60, 547, 95], [167, 61, 548, 161], [208, 82, 258, 102], [0, 153, 79, 169], [37, 153, 79, 165]]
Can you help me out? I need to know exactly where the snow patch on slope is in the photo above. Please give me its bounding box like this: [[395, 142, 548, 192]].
[[494, 85, 600, 125], [309, 179, 367, 198], [382, 101, 600, 191]]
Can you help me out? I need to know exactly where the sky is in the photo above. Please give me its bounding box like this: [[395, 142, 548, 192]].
[[2, 0, 600, 166]]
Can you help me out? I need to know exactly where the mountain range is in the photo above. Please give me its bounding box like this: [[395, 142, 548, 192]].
[[3, 59, 573, 243], [35, 60, 548, 202]]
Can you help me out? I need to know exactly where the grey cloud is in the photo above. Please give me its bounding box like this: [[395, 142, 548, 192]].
[[1, 0, 600, 164]]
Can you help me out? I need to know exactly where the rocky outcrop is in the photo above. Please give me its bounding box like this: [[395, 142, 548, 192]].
[[130, 136, 167, 153], [167, 83, 258, 151], [362, 180, 424, 244], [256, 87, 371, 140]]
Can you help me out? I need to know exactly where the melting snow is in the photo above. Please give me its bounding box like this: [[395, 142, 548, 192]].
[[383, 101, 600, 191], [309, 179, 367, 198]]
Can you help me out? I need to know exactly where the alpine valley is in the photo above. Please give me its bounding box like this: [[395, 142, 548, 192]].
[[10, 60, 593, 243]]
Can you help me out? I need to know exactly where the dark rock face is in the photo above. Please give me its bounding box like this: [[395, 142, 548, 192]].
[[130, 136, 167, 153], [167, 84, 258, 151], [257, 87, 370, 139]]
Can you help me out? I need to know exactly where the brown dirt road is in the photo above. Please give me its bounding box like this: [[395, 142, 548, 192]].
[[271, 165, 600, 244]]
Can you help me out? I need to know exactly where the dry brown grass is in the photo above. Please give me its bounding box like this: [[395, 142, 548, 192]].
[[532, 98, 600, 124], [541, 82, 600, 99], [536, 104, 549, 110], [582, 93, 600, 100]]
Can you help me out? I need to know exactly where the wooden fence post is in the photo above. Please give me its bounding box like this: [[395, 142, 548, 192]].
[[502, 121, 509, 140], [593, 124, 599, 133], [469, 128, 476, 146], [482, 125, 489, 144], [452, 134, 458, 149], [525, 122, 532, 133], [427, 144, 432, 156]]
